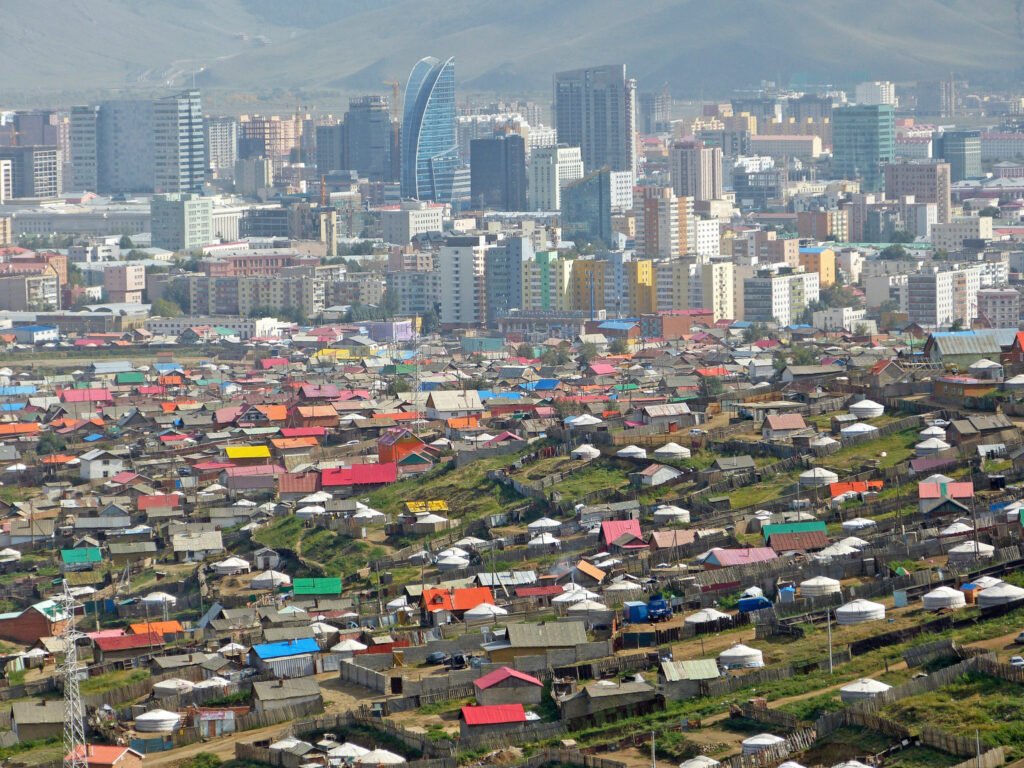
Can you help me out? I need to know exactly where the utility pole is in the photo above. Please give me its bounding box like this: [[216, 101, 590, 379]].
[[58, 581, 86, 768], [827, 608, 833, 675]]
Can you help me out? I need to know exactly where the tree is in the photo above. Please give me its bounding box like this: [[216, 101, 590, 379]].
[[700, 375, 725, 398], [742, 322, 769, 344], [979, 206, 1001, 218], [164, 279, 191, 314], [420, 309, 439, 335], [151, 298, 182, 317], [609, 338, 630, 355], [853, 322, 869, 336], [540, 347, 571, 366], [890, 230, 915, 244], [577, 342, 598, 366], [380, 288, 399, 319], [950, 318, 965, 331], [36, 432, 66, 456], [119, 234, 134, 249], [516, 343, 535, 359], [125, 249, 150, 260], [879, 244, 913, 261]]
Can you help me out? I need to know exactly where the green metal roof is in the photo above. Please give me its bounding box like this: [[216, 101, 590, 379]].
[[293, 577, 342, 595], [761, 521, 827, 542], [116, 372, 145, 385], [61, 548, 102, 564]]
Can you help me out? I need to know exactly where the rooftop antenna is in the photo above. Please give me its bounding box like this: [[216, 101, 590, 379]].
[[58, 581, 86, 768]]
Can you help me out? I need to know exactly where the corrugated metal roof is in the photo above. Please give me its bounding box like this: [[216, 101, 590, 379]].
[[507, 621, 586, 648], [661, 659, 720, 682]]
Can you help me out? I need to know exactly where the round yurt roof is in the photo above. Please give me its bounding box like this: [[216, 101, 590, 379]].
[[332, 638, 369, 652], [252, 570, 291, 587], [134, 709, 181, 732], [842, 517, 877, 531], [435, 555, 470, 567], [948, 541, 994, 556], [143, 591, 177, 604], [220, 642, 247, 653], [810, 436, 838, 447], [685, 608, 730, 624], [816, 543, 860, 559], [838, 536, 869, 549], [742, 733, 786, 747], [940, 521, 973, 536], [356, 749, 407, 765], [568, 599, 609, 612], [916, 437, 950, 450], [849, 399, 885, 417], [800, 467, 839, 482], [922, 586, 967, 608], [777, 762, 806, 768], [654, 442, 691, 457], [972, 576, 1004, 589], [571, 444, 602, 460], [331, 743, 371, 758], [527, 516, 562, 530], [310, 622, 338, 635], [833, 762, 872, 768], [528, 533, 560, 546], [719, 644, 763, 662], [970, 358, 1002, 369], [978, 583, 1024, 602], [801, 576, 841, 588], [836, 599, 885, 623], [153, 678, 194, 692], [841, 422, 879, 435], [679, 757, 721, 768], [840, 678, 892, 695], [437, 547, 468, 559], [215, 556, 249, 569], [919, 426, 947, 438], [568, 414, 604, 426], [464, 603, 508, 618], [194, 676, 230, 689], [616, 445, 647, 458], [741, 586, 764, 598], [923, 473, 954, 484], [552, 588, 600, 603]]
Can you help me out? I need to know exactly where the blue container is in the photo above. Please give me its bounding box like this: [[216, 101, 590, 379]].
[[624, 601, 648, 623], [738, 596, 772, 613]]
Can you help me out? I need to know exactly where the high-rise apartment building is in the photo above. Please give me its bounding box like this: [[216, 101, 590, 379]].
[[96, 99, 155, 193], [0, 146, 62, 198], [796, 210, 849, 242], [437, 235, 487, 327], [238, 114, 300, 161], [381, 200, 444, 245], [553, 64, 637, 175], [884, 160, 951, 225], [976, 288, 1021, 329], [937, 130, 981, 182], [855, 81, 897, 107], [521, 250, 573, 312], [103, 263, 146, 303], [315, 122, 346, 175], [832, 104, 895, 192], [345, 96, 393, 182], [743, 267, 820, 327], [153, 90, 204, 194], [151, 193, 213, 252], [470, 135, 527, 211], [634, 186, 694, 258], [69, 106, 99, 191], [569, 259, 607, 314], [638, 87, 671, 135], [401, 56, 459, 203], [484, 236, 532, 325], [562, 168, 613, 246], [529, 145, 584, 211], [906, 265, 982, 327], [0, 214, 11, 246], [204, 116, 238, 180], [625, 259, 656, 315], [669, 139, 723, 201], [0, 161, 11, 203]]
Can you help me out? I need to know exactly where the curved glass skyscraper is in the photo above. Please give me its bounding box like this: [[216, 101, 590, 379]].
[[401, 56, 459, 203]]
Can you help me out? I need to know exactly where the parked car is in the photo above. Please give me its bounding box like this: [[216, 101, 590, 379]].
[[425, 651, 448, 665], [1010, 656, 1024, 668], [1014, 631, 1024, 644]]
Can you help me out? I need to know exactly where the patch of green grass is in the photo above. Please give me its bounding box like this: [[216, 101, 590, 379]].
[[548, 464, 630, 498], [0, 738, 63, 765], [797, 726, 894, 766], [884, 746, 964, 768], [822, 428, 919, 471], [253, 515, 303, 550], [418, 696, 473, 716], [778, 691, 843, 721], [79, 667, 150, 695], [881, 672, 1024, 758], [728, 476, 793, 509]]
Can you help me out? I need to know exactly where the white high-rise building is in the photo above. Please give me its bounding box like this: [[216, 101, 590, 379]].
[[437, 235, 488, 327], [743, 267, 820, 327], [204, 116, 238, 180], [694, 218, 721, 258], [855, 81, 897, 107], [529, 145, 584, 211], [905, 265, 983, 327], [931, 215, 994, 253], [976, 288, 1020, 329]]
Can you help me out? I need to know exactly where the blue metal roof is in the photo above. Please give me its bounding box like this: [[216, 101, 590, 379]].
[[0, 403, 26, 411], [13, 325, 57, 333], [598, 321, 636, 331], [251, 638, 320, 659], [521, 379, 560, 391], [82, 433, 104, 442], [0, 386, 36, 396]]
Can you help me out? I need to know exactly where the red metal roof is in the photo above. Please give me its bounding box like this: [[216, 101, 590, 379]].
[[764, 414, 807, 431], [422, 586, 494, 612], [460, 704, 526, 726], [137, 494, 181, 510], [601, 519, 642, 548], [704, 547, 778, 568], [768, 530, 830, 553], [280, 427, 328, 438], [321, 462, 397, 487], [515, 585, 564, 598], [918, 481, 974, 499], [93, 632, 164, 651], [474, 666, 543, 690]]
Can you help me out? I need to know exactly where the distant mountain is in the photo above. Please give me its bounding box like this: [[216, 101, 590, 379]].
[[3, 0, 1023, 102]]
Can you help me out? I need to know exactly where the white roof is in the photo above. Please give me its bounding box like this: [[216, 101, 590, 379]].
[[685, 608, 730, 624], [331, 638, 369, 652], [527, 516, 561, 530], [355, 749, 406, 765], [841, 422, 879, 434], [464, 603, 509, 617], [840, 678, 892, 694]]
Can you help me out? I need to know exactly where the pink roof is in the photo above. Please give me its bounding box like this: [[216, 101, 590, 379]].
[[474, 666, 543, 690], [918, 481, 974, 499], [705, 547, 778, 567], [589, 363, 617, 376], [137, 494, 181, 510], [223, 464, 285, 477], [601, 519, 643, 548], [321, 462, 398, 487], [60, 388, 113, 403], [461, 704, 526, 726], [280, 427, 327, 438]]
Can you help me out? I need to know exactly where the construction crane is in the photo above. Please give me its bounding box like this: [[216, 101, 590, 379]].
[[58, 580, 86, 768], [383, 81, 401, 121]]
